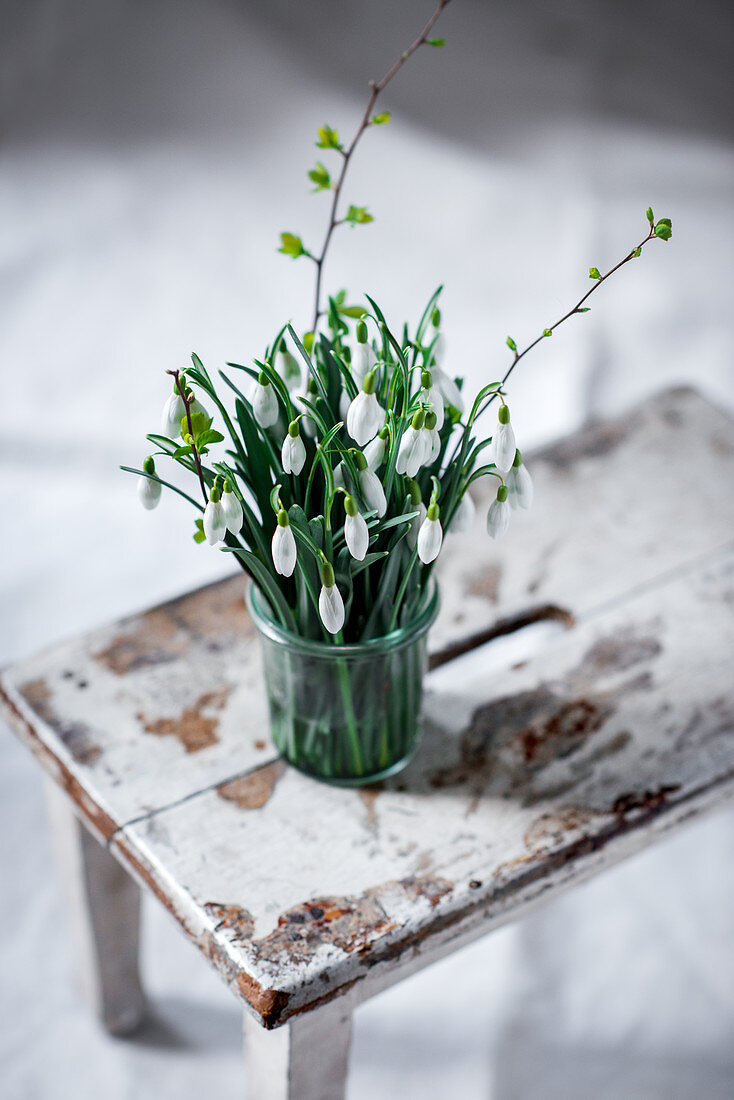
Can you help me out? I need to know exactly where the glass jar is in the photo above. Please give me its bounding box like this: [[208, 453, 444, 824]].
[[246, 580, 439, 786]]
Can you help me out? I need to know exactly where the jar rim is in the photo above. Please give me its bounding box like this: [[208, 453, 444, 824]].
[[246, 577, 440, 657]]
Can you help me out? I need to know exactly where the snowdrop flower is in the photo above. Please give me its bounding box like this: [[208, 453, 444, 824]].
[[405, 480, 425, 551], [318, 560, 345, 635], [252, 372, 279, 429], [417, 502, 443, 564], [490, 405, 516, 474], [333, 462, 346, 491], [271, 509, 297, 577], [364, 426, 389, 471], [418, 370, 444, 430], [429, 330, 446, 368], [343, 495, 369, 561], [433, 367, 464, 415], [203, 485, 228, 545], [506, 450, 534, 511], [352, 341, 377, 387], [161, 388, 187, 437], [221, 479, 244, 535], [347, 370, 383, 446], [339, 388, 351, 422], [354, 451, 387, 516], [137, 456, 161, 510], [451, 491, 476, 534], [396, 412, 428, 478], [486, 484, 511, 539], [423, 410, 440, 465], [281, 421, 307, 475], [273, 344, 300, 390]]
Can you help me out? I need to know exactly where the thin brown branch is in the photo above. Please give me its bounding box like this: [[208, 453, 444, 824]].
[[310, 0, 452, 334]]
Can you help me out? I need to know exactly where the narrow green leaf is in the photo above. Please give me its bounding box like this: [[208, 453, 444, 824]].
[[340, 305, 368, 318]]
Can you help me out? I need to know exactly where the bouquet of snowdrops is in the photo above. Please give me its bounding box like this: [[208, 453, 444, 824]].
[[124, 0, 672, 650]]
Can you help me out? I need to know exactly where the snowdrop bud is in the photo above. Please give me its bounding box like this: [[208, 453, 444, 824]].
[[490, 405, 517, 474], [364, 426, 389, 471], [203, 485, 228, 545], [423, 410, 440, 464], [138, 456, 161, 510], [356, 319, 368, 343], [273, 343, 300, 390], [486, 484, 511, 539], [352, 342, 377, 387], [396, 411, 427, 478], [318, 561, 345, 635], [347, 371, 383, 446], [417, 502, 443, 564], [271, 509, 297, 576], [221, 479, 244, 535], [434, 366, 464, 414], [452, 491, 476, 534], [507, 450, 534, 511], [281, 421, 307, 475], [344, 496, 369, 561], [161, 389, 187, 438], [431, 306, 441, 328], [419, 370, 444, 430], [252, 372, 279, 429], [354, 450, 387, 516]]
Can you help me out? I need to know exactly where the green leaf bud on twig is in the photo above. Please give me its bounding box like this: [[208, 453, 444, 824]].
[[308, 162, 331, 191], [316, 125, 341, 150], [543, 328, 552, 337], [646, 206, 655, 226], [589, 267, 602, 280], [279, 232, 308, 258], [371, 111, 391, 125], [506, 336, 517, 352]]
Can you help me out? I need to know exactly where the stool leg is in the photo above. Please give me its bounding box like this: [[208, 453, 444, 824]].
[[44, 778, 146, 1035], [243, 996, 353, 1100]]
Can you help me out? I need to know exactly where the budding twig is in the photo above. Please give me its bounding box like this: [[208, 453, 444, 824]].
[[310, 0, 452, 335], [168, 369, 208, 504]]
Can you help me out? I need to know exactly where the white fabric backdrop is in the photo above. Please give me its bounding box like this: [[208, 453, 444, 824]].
[[2, 1, 733, 1096]]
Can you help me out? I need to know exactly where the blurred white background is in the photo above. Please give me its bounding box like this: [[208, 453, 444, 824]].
[[1, 1, 733, 1097]]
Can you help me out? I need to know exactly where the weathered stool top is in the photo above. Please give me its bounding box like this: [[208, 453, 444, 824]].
[[2, 387, 733, 1027]]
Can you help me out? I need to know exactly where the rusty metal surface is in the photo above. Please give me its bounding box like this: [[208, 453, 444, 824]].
[[2, 387, 734, 1026]]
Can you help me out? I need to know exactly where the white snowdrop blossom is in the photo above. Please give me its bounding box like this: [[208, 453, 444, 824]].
[[407, 501, 426, 550], [271, 511, 297, 577], [344, 496, 369, 561], [318, 560, 345, 634], [418, 371, 444, 430], [429, 330, 446, 367], [347, 371, 383, 446], [333, 462, 346, 490], [423, 410, 440, 464], [352, 341, 377, 387], [486, 485, 511, 539], [357, 457, 387, 517], [396, 413, 428, 477], [363, 427, 388, 471], [137, 457, 161, 510], [252, 374, 279, 429], [339, 389, 351, 422], [281, 422, 307, 475], [417, 503, 443, 564], [161, 390, 186, 438], [452, 491, 476, 534], [490, 405, 516, 473], [506, 451, 534, 511], [433, 366, 464, 414], [221, 482, 244, 535], [189, 396, 209, 421], [203, 490, 228, 545]]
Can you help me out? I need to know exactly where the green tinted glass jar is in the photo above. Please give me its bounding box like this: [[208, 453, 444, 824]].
[[246, 581, 439, 786]]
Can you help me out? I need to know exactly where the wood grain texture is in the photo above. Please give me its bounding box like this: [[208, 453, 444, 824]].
[[2, 386, 734, 1028]]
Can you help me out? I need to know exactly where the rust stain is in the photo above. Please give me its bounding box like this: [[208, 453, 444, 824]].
[[249, 876, 451, 968], [137, 686, 232, 753], [575, 628, 663, 679], [94, 575, 252, 675], [217, 760, 286, 810], [612, 784, 681, 817], [520, 698, 608, 764], [18, 678, 101, 765], [235, 972, 291, 1028], [204, 901, 255, 940], [466, 562, 502, 603]]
